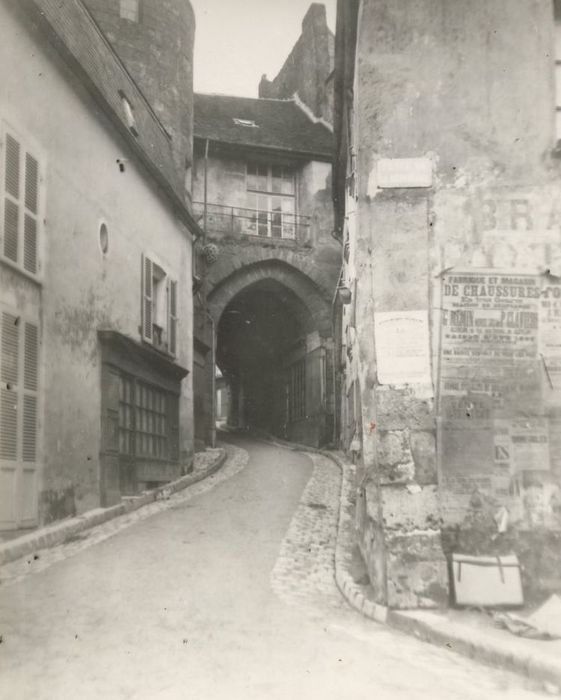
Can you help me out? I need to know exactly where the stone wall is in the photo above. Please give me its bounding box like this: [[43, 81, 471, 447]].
[[83, 0, 195, 185], [258, 3, 334, 124], [192, 145, 340, 447], [339, 0, 561, 607]]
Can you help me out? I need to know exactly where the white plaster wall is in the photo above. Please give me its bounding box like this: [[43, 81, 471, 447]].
[[0, 4, 194, 516]]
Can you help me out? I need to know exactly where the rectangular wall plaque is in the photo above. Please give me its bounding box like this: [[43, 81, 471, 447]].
[[376, 157, 433, 189]]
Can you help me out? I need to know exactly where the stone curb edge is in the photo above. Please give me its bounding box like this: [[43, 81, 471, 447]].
[[0, 448, 228, 568], [257, 433, 561, 689]]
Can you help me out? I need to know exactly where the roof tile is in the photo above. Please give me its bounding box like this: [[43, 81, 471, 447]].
[[194, 93, 333, 160]]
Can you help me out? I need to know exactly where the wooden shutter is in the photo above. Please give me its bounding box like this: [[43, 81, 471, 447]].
[[141, 254, 153, 342], [305, 347, 326, 418], [3, 134, 20, 263], [23, 153, 39, 274], [168, 278, 177, 356], [0, 312, 19, 460], [2, 131, 40, 274], [22, 322, 39, 463]]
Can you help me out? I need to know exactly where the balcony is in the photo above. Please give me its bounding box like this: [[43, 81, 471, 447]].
[[193, 202, 311, 242]]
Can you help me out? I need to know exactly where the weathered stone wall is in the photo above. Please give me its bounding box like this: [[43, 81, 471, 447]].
[[342, 0, 561, 607], [0, 5, 193, 524], [258, 3, 334, 124], [83, 0, 195, 185], [192, 146, 339, 447]]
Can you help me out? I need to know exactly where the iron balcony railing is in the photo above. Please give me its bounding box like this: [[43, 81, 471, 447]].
[[193, 201, 311, 241]]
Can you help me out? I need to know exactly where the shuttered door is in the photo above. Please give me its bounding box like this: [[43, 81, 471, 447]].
[[2, 129, 40, 275], [305, 347, 326, 418], [0, 309, 39, 529]]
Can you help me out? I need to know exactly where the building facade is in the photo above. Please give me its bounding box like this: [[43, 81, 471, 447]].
[[192, 90, 339, 448], [334, 0, 561, 607], [0, 0, 198, 529]]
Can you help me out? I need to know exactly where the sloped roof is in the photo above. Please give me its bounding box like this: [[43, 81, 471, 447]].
[[19, 0, 200, 233], [194, 93, 333, 161]]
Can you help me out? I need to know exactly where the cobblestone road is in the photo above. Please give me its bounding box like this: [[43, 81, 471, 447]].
[[0, 435, 547, 699]]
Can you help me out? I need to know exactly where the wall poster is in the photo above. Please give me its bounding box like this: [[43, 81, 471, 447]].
[[438, 271, 557, 524], [374, 310, 432, 386]]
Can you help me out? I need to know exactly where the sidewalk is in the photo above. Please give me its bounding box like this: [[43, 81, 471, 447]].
[[259, 433, 561, 692], [328, 450, 561, 692], [0, 446, 226, 568]]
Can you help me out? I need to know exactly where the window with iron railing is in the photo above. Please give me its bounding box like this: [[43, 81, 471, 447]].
[[246, 163, 296, 239]]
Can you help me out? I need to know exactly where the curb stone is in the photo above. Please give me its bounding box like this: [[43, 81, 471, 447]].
[[256, 433, 561, 690], [0, 448, 227, 567]]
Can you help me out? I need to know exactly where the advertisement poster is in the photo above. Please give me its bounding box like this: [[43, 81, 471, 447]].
[[438, 272, 551, 520], [539, 279, 561, 391]]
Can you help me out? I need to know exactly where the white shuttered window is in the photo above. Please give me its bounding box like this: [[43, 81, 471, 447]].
[[141, 253, 178, 357], [1, 126, 42, 276]]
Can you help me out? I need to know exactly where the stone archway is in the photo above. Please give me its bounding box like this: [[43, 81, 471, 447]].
[[208, 260, 332, 336], [209, 261, 334, 447]]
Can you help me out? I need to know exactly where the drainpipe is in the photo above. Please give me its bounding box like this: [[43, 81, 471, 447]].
[[203, 138, 209, 242], [202, 138, 214, 445], [206, 309, 216, 448]]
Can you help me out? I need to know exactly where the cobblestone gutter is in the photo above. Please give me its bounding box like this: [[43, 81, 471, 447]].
[[260, 434, 561, 691]]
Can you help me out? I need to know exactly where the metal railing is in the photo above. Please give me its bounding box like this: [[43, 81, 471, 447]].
[[193, 201, 310, 241]]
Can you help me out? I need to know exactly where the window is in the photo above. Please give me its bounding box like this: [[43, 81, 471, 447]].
[[141, 254, 178, 356], [233, 118, 259, 128], [555, 1, 561, 140], [118, 375, 170, 460], [245, 163, 296, 239], [288, 358, 306, 421], [0, 309, 39, 464], [1, 126, 41, 276], [120, 0, 139, 22]]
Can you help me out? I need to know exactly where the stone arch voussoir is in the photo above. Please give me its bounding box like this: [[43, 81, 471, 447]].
[[207, 259, 332, 336]]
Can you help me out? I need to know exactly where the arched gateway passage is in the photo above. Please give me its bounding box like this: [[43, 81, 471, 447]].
[[209, 263, 333, 447]]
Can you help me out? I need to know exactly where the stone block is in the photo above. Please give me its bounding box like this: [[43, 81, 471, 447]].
[[377, 430, 416, 483], [385, 530, 448, 609], [357, 512, 387, 605], [376, 386, 435, 431], [377, 430, 406, 466], [410, 430, 437, 484], [381, 483, 441, 531]]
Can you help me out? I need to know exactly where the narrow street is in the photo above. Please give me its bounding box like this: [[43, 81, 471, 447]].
[[0, 436, 545, 699]]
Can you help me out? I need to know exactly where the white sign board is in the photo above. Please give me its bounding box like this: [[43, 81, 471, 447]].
[[374, 310, 432, 385], [376, 157, 433, 189]]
